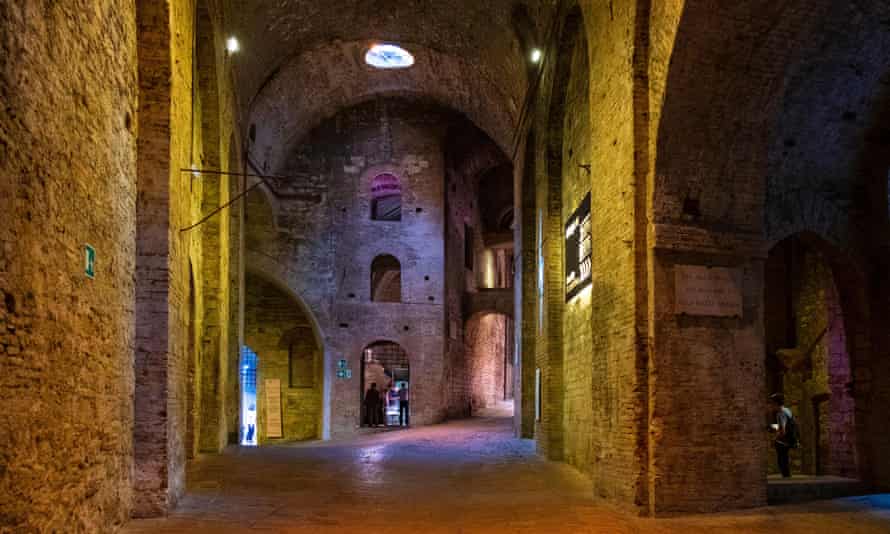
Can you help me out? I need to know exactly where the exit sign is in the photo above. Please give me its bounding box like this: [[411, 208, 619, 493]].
[[84, 244, 96, 278]]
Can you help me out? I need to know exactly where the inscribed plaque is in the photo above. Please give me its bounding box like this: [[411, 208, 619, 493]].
[[674, 265, 743, 317], [264, 378, 283, 438]]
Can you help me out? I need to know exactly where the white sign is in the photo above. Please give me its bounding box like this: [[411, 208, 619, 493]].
[[674, 265, 743, 317], [264, 378, 283, 438]]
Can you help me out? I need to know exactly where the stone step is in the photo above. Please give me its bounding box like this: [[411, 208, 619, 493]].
[[768, 475, 869, 504]]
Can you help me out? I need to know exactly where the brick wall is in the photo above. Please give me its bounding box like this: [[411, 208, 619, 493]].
[[246, 99, 452, 438], [133, 0, 240, 517], [526, 1, 644, 504], [0, 1, 137, 530], [465, 313, 511, 410]]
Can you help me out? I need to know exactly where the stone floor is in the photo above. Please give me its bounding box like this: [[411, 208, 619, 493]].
[[124, 414, 890, 533]]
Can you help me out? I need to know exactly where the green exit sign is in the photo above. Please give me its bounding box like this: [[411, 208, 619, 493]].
[[84, 244, 96, 278]]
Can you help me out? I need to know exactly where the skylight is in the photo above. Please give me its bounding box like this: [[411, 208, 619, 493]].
[[365, 44, 415, 69]]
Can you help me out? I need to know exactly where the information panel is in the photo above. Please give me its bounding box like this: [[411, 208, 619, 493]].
[[565, 192, 592, 301], [674, 265, 743, 317], [264, 378, 283, 438]]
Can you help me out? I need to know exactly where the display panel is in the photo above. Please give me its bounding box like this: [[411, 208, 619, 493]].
[[565, 192, 592, 301]]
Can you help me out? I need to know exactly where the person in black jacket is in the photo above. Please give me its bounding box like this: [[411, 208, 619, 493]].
[[365, 383, 381, 427]]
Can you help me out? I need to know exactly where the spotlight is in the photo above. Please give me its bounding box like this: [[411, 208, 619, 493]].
[[530, 48, 542, 63], [226, 36, 240, 54]]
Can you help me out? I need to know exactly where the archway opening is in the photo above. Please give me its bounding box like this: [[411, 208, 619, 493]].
[[244, 272, 324, 444], [360, 341, 410, 428], [764, 233, 860, 500], [466, 312, 515, 417]]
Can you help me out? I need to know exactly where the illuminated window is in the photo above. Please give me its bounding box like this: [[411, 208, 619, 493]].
[[371, 173, 402, 221], [365, 44, 415, 69]]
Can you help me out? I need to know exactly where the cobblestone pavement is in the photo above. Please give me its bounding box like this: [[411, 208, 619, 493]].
[[124, 415, 890, 533]]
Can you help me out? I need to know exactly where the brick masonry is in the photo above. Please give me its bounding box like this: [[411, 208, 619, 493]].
[[0, 1, 137, 531], [3, 1, 890, 529]]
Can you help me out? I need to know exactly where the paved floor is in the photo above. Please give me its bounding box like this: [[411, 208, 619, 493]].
[[124, 414, 890, 533]]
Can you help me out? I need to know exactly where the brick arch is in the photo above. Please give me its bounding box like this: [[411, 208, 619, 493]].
[[642, 1, 850, 514], [248, 40, 518, 175], [652, 2, 830, 232], [244, 269, 325, 441], [764, 231, 869, 481], [244, 264, 326, 348]]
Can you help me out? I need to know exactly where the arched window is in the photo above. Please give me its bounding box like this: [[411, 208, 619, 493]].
[[371, 173, 402, 221], [371, 255, 401, 302]]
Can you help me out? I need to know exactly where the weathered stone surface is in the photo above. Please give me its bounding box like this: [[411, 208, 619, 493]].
[[0, 1, 137, 531]]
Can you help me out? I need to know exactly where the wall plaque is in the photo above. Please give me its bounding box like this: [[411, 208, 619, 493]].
[[674, 265, 743, 317], [565, 192, 592, 301], [264, 378, 283, 438]]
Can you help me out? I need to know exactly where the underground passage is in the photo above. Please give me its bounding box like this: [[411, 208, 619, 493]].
[[2, 1, 890, 532]]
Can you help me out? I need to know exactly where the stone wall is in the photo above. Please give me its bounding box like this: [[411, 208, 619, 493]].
[[0, 1, 137, 530]]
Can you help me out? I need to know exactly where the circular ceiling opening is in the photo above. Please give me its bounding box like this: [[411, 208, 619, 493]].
[[365, 43, 415, 69]]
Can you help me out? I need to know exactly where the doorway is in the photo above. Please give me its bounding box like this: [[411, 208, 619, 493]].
[[465, 312, 515, 416], [240, 346, 258, 446], [360, 341, 409, 427], [764, 233, 859, 498]]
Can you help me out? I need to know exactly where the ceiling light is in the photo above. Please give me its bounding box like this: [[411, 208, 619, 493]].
[[365, 43, 415, 69], [226, 36, 240, 54], [530, 48, 542, 63]]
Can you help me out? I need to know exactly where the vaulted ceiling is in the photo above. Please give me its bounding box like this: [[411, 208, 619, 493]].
[[225, 0, 551, 173]]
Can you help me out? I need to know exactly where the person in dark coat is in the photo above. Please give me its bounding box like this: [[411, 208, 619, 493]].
[[364, 383, 381, 427]]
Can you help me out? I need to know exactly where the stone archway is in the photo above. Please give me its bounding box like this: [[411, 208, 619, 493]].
[[359, 341, 410, 428], [244, 271, 325, 443], [764, 233, 860, 482]]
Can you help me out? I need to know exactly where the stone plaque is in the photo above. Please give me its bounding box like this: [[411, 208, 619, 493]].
[[264, 378, 283, 438], [674, 265, 743, 317]]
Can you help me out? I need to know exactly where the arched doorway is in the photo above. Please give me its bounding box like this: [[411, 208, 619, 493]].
[[360, 341, 410, 427], [764, 233, 859, 486], [465, 312, 515, 416], [243, 272, 324, 444]]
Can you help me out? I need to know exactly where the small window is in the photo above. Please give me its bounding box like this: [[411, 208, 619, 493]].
[[371, 255, 402, 302], [371, 173, 402, 221]]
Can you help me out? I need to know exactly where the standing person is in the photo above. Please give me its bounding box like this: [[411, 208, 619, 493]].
[[769, 393, 797, 478], [381, 382, 392, 426], [399, 382, 410, 427], [365, 383, 381, 427]]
